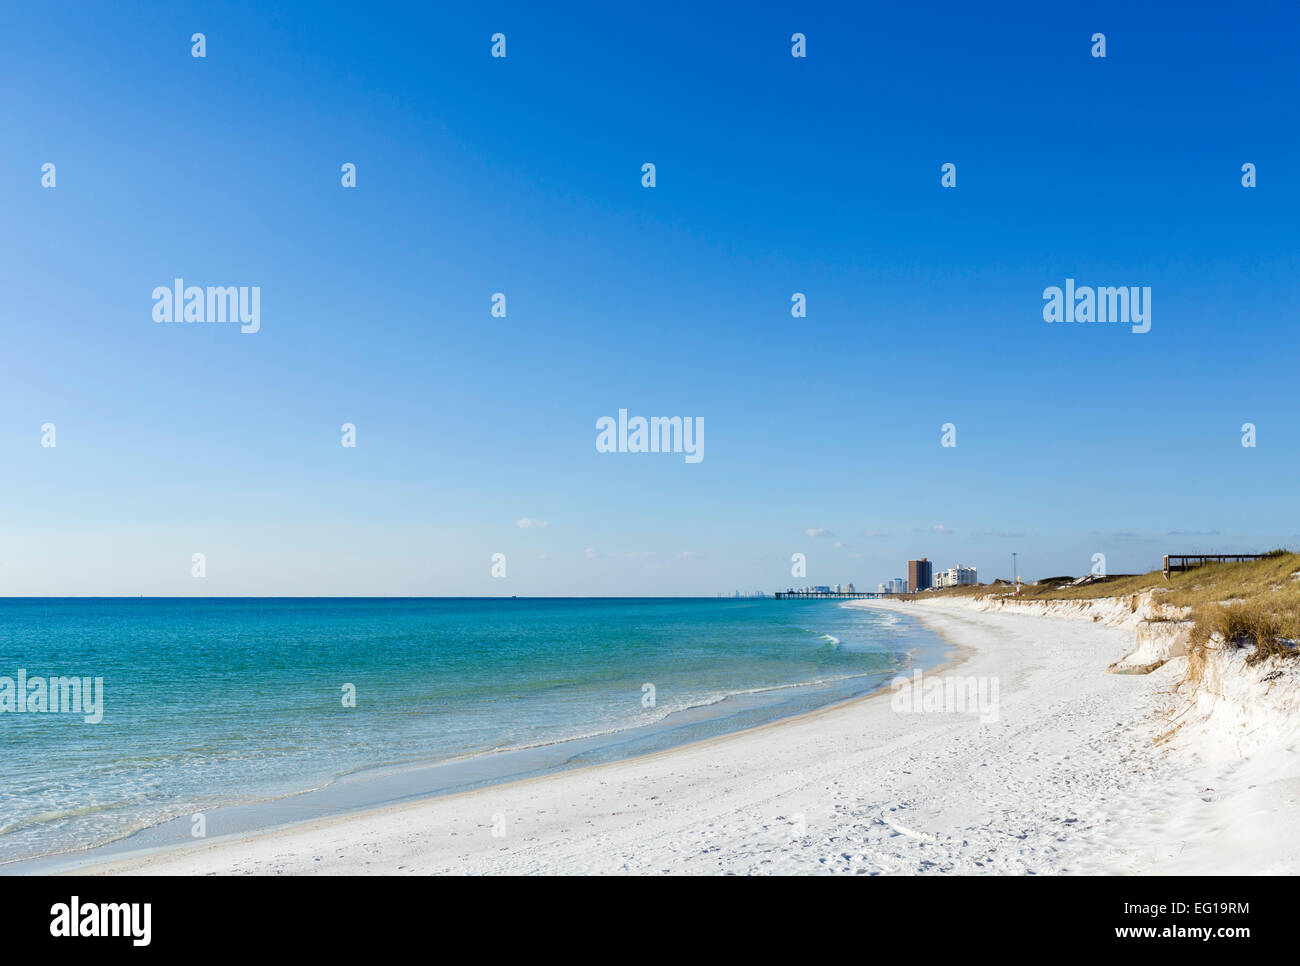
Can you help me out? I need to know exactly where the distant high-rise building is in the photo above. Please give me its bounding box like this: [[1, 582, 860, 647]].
[[908, 558, 932, 593], [935, 566, 978, 588]]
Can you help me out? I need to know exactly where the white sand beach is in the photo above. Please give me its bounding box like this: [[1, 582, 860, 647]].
[[76, 598, 1300, 875]]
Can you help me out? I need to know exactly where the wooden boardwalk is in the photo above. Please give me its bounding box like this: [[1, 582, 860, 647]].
[[1163, 553, 1268, 577]]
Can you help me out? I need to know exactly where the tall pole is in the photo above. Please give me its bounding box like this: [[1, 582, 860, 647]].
[[1012, 552, 1017, 584]]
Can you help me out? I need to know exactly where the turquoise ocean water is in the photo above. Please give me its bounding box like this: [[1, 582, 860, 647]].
[[0, 597, 942, 867]]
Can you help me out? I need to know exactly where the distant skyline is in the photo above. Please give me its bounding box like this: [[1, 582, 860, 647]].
[[3, 2, 1299, 595]]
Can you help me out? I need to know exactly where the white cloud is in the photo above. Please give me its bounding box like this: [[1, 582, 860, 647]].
[[932, 524, 952, 535], [516, 517, 549, 529], [584, 547, 598, 559], [805, 528, 833, 538]]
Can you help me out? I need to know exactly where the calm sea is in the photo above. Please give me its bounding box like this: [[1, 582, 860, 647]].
[[0, 597, 942, 866]]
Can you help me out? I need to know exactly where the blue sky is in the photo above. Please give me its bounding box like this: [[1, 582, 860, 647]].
[[2, 1, 1298, 595]]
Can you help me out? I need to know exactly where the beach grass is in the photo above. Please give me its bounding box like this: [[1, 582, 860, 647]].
[[920, 550, 1300, 657]]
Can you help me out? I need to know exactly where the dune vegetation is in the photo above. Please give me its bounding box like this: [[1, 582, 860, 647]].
[[917, 550, 1300, 659]]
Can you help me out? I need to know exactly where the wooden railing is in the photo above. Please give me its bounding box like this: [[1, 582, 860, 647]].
[[1163, 553, 1267, 578]]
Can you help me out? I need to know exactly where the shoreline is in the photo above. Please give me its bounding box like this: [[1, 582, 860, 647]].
[[77, 654, 969, 876], [32, 595, 1299, 876], [64, 599, 1079, 874], [6, 603, 959, 876]]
